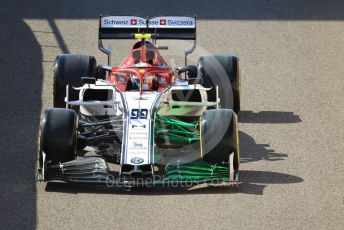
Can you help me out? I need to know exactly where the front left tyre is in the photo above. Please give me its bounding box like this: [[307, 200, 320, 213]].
[[37, 108, 78, 169]]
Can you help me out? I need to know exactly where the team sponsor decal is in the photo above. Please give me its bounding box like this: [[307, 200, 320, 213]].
[[129, 136, 148, 140], [131, 157, 144, 164], [101, 16, 146, 28], [148, 16, 195, 28], [132, 124, 146, 129], [126, 117, 150, 164], [127, 138, 148, 150], [101, 16, 195, 29], [130, 141, 145, 149], [117, 76, 126, 83], [128, 131, 148, 135], [159, 77, 167, 83]]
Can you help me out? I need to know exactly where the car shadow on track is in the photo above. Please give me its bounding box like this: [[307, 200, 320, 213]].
[[239, 110, 302, 124], [0, 3, 42, 230], [237, 109, 300, 164], [239, 131, 288, 164]]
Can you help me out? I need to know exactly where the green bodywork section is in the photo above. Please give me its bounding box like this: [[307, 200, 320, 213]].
[[153, 115, 230, 182], [155, 114, 199, 143], [164, 160, 229, 180]]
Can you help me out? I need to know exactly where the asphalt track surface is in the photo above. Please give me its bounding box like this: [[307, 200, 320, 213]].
[[1, 1, 344, 229]]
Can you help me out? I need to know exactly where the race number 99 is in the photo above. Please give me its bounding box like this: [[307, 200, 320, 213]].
[[130, 109, 148, 119]]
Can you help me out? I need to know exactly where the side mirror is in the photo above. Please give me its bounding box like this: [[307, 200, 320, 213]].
[[81, 77, 96, 84], [178, 65, 197, 77], [178, 65, 203, 84], [96, 65, 112, 80], [98, 40, 112, 65]]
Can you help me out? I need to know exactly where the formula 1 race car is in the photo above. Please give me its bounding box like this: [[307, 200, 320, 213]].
[[36, 16, 241, 189]]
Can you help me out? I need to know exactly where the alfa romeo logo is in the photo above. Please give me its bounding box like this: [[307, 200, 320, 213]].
[[131, 157, 144, 164]]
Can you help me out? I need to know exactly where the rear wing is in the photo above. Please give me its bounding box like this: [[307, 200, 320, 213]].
[[98, 15, 196, 65], [99, 16, 196, 40]]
